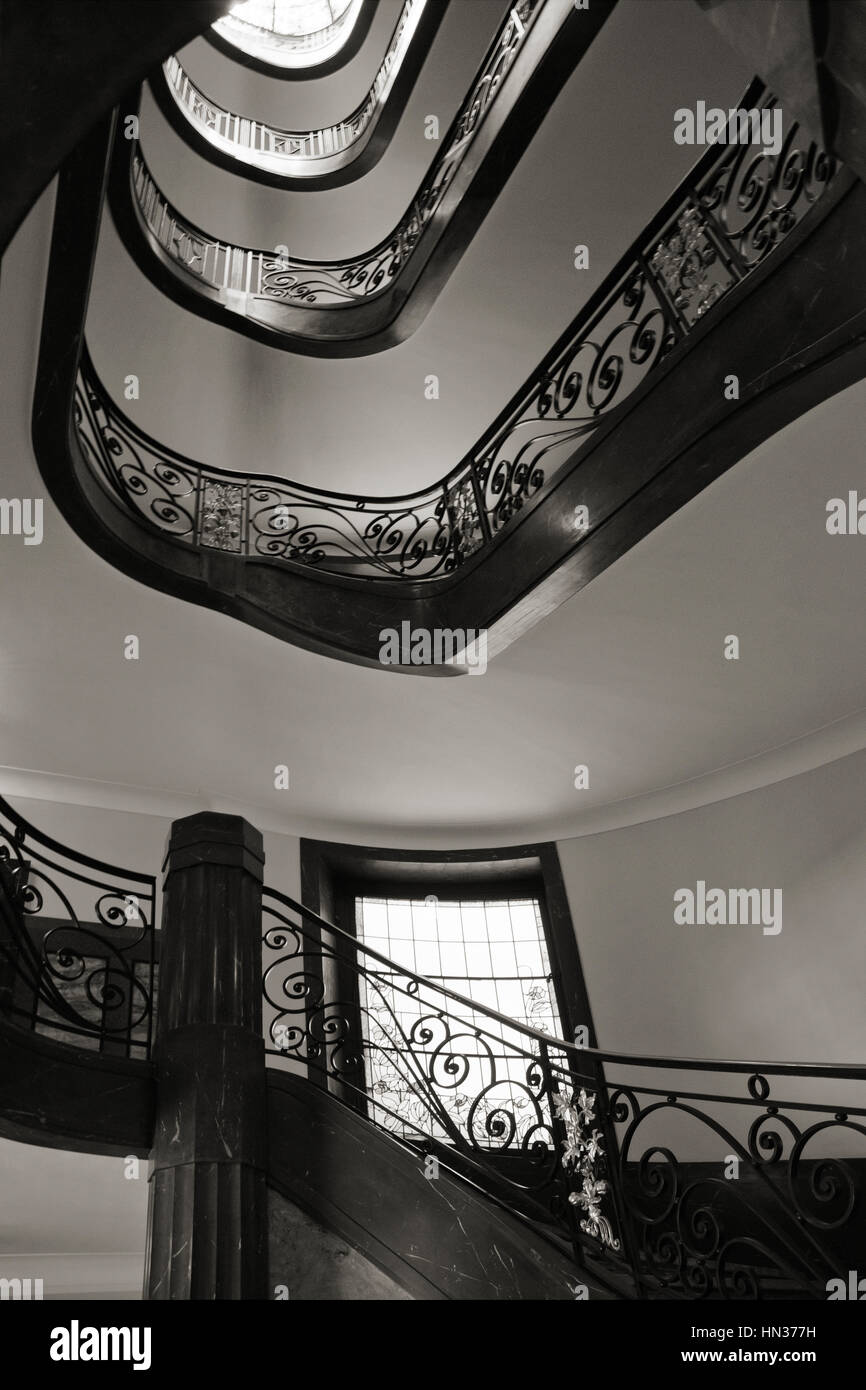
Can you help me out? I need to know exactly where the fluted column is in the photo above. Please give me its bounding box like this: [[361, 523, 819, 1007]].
[[145, 813, 267, 1300]]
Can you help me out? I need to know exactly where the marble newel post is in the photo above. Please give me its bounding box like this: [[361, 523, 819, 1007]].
[[145, 813, 268, 1300]]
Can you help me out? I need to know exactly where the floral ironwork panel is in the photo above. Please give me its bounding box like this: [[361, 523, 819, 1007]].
[[648, 204, 736, 326], [554, 1088, 620, 1251], [200, 480, 245, 553]]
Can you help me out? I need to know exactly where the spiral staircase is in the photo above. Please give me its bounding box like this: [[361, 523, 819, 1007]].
[[2, 0, 866, 1301]]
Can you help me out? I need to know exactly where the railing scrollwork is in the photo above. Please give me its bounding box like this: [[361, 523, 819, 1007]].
[[0, 797, 156, 1058], [0, 790, 860, 1301], [130, 0, 543, 326], [261, 885, 865, 1300], [83, 81, 836, 584]]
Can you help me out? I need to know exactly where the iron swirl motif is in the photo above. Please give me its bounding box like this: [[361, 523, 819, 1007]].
[[85, 81, 837, 580], [39, 927, 151, 1034], [742, 1075, 862, 1232], [248, 486, 455, 577], [262, 908, 364, 1075], [540, 270, 674, 420], [262, 914, 329, 1058], [0, 813, 154, 1048], [77, 353, 468, 581], [452, 0, 537, 148], [75, 373, 197, 538], [477, 445, 546, 534], [696, 103, 836, 268], [476, 268, 676, 532], [256, 0, 539, 301], [133, 0, 541, 311], [23, 875, 151, 1036], [259, 259, 363, 305], [258, 156, 458, 304], [607, 1076, 859, 1298], [261, 893, 566, 1198]]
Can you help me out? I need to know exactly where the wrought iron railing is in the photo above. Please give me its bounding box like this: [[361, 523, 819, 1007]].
[[212, 0, 365, 70], [261, 885, 865, 1300], [599, 1056, 866, 1300], [80, 81, 835, 581], [75, 350, 484, 578], [0, 790, 859, 1299], [130, 0, 541, 315], [162, 0, 429, 182], [0, 797, 156, 1059]]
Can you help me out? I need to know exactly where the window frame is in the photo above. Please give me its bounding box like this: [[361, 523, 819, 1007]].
[[299, 839, 596, 1107]]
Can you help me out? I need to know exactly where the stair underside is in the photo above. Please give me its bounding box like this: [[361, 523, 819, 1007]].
[[266, 1070, 624, 1301]]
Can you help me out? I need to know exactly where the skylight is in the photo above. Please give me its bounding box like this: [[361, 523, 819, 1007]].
[[213, 0, 365, 68]]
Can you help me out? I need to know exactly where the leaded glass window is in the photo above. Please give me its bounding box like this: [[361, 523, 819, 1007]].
[[354, 895, 564, 1142]]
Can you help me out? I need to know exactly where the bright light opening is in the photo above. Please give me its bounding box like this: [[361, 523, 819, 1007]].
[[213, 0, 365, 69], [355, 895, 565, 1142]]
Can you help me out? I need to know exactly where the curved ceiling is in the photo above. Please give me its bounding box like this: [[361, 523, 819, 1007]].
[[3, 0, 864, 849]]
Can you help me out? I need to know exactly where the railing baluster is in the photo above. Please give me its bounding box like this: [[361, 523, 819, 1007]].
[[589, 1053, 645, 1298], [164, 0, 430, 180]]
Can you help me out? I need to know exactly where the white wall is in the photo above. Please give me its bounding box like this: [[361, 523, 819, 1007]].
[[557, 749, 866, 1161], [557, 748, 866, 1061]]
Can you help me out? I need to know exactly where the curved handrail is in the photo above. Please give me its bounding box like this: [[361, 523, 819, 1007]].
[[210, 0, 367, 72], [157, 0, 445, 188], [262, 885, 865, 1080], [263, 883, 865, 1296], [113, 0, 617, 353], [76, 344, 474, 580], [0, 783, 859, 1297], [87, 80, 837, 584], [38, 83, 863, 671]]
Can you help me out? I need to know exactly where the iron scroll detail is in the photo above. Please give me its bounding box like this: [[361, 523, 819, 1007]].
[[82, 84, 835, 583], [260, 884, 866, 1300], [0, 797, 156, 1058]]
